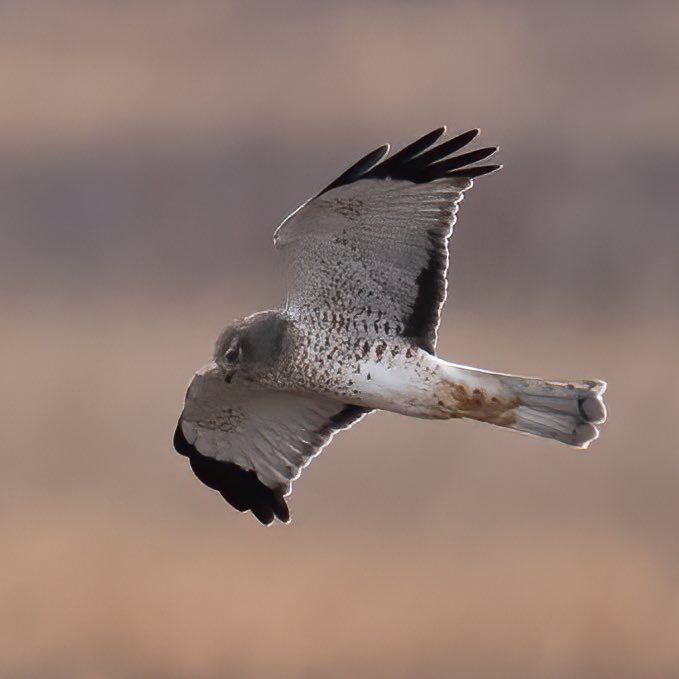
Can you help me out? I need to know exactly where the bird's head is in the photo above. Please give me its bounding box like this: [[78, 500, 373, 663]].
[[214, 311, 291, 384]]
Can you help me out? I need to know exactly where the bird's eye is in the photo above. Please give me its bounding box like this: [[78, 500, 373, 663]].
[[225, 344, 240, 362]]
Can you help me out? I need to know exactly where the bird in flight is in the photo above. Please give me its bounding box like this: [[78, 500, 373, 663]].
[[173, 126, 607, 525]]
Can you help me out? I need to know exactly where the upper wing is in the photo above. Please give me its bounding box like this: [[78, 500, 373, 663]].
[[173, 363, 369, 525], [274, 127, 500, 353]]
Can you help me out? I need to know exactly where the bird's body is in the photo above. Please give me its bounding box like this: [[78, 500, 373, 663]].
[[174, 127, 607, 524]]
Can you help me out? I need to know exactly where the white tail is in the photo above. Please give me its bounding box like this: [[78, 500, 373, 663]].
[[439, 364, 607, 449], [498, 375, 607, 448]]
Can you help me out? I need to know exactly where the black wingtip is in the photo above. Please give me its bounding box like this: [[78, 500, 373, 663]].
[[173, 420, 290, 525], [319, 143, 390, 195], [409, 128, 481, 168], [320, 127, 501, 192], [447, 163, 502, 178], [366, 127, 447, 178], [173, 421, 193, 457]]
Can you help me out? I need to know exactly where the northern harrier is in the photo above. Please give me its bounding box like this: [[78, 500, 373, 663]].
[[173, 127, 607, 524]]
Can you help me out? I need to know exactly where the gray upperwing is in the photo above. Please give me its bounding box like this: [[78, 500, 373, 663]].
[[274, 127, 500, 353]]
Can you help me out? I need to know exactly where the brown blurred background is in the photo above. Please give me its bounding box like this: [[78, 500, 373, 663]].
[[2, 1, 678, 677]]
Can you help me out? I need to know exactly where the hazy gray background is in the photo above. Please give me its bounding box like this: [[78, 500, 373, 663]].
[[2, 1, 678, 678]]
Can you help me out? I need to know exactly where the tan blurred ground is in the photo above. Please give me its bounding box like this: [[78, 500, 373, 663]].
[[1, 2, 678, 678], [3, 296, 679, 678]]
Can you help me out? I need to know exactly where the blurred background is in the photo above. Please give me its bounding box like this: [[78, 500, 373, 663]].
[[2, 1, 678, 677]]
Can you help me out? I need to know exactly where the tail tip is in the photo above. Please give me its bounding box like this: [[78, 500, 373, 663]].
[[573, 421, 601, 450], [510, 377, 607, 449], [574, 381, 607, 448], [578, 392, 607, 425]]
